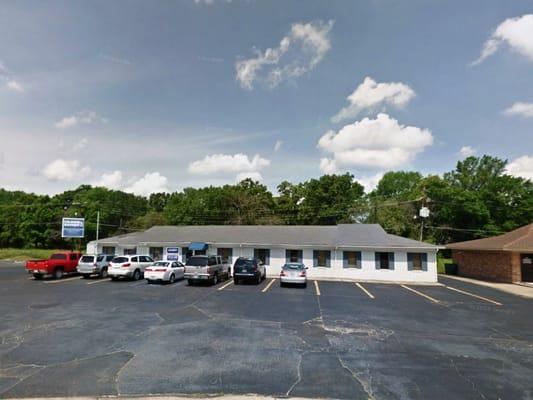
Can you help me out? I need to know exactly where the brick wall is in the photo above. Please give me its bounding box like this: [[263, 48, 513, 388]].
[[451, 250, 519, 283]]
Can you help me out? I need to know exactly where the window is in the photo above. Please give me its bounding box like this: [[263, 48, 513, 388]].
[[286, 249, 302, 263], [96, 255, 104, 262], [80, 256, 95, 263], [50, 254, 67, 260], [102, 246, 115, 255], [149, 247, 163, 261], [123, 248, 137, 255], [140, 256, 152, 263], [375, 252, 394, 270], [313, 250, 331, 267], [254, 249, 270, 265], [343, 251, 362, 268], [70, 254, 78, 261], [106, 255, 115, 262], [217, 248, 233, 264], [208, 256, 217, 266], [408, 253, 427, 271], [131, 256, 139, 262], [182, 247, 192, 263]]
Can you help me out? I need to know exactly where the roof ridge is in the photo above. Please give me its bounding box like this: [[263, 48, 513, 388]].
[[503, 223, 533, 249]]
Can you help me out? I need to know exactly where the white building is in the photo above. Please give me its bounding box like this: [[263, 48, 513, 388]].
[[86, 224, 440, 283]]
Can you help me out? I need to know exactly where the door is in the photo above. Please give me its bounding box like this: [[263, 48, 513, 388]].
[[521, 254, 533, 282]]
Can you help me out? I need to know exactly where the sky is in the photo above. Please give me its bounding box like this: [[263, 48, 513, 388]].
[[1, 0, 532, 197]]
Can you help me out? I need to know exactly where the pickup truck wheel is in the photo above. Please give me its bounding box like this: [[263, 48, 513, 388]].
[[100, 268, 108, 279], [212, 274, 218, 285], [132, 269, 141, 281], [53, 268, 64, 280], [33, 273, 43, 280]]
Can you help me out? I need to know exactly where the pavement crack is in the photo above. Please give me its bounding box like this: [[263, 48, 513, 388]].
[[449, 357, 487, 400], [285, 351, 305, 396], [336, 353, 377, 400]]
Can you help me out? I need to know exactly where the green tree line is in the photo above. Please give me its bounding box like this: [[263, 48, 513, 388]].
[[0, 155, 531, 249]]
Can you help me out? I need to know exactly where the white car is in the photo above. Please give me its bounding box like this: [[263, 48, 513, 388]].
[[108, 255, 154, 281], [145, 261, 185, 284]]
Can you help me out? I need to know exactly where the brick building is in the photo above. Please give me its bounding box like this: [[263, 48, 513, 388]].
[[447, 223, 533, 283]]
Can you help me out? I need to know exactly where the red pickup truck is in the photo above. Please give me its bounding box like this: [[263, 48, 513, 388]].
[[26, 252, 82, 280]]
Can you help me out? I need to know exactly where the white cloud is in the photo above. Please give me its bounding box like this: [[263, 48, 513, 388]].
[[42, 159, 91, 181], [331, 77, 415, 122], [236, 171, 263, 182], [318, 113, 433, 171], [506, 155, 533, 181], [125, 172, 169, 196], [55, 111, 106, 129], [188, 153, 270, 175], [274, 140, 283, 152], [354, 172, 384, 193], [472, 14, 533, 65], [319, 158, 338, 174], [6, 80, 24, 92], [459, 146, 476, 158], [235, 20, 333, 90], [94, 170, 123, 189], [73, 137, 88, 151], [503, 102, 533, 118]]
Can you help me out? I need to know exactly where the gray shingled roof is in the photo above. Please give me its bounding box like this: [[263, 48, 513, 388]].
[[91, 224, 438, 250]]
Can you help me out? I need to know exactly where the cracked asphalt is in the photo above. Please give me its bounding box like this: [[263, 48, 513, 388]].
[[1, 261, 533, 399]]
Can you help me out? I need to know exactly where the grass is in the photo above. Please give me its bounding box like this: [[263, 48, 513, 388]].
[[437, 256, 453, 274], [0, 248, 71, 261]]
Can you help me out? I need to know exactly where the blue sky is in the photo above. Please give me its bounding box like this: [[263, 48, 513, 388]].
[[0, 0, 532, 196]]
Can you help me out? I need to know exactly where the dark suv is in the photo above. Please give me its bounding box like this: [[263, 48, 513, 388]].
[[233, 257, 266, 284]]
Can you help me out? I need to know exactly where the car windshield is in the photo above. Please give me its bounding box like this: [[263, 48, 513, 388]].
[[234, 259, 254, 267], [153, 261, 169, 267], [50, 253, 67, 260], [283, 263, 304, 270], [112, 257, 128, 263], [80, 256, 95, 263], [186, 256, 208, 266]]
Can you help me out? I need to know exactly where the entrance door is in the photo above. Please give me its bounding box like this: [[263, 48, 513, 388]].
[[521, 254, 533, 282]]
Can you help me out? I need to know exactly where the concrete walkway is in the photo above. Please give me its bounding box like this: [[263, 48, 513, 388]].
[[439, 274, 533, 299]]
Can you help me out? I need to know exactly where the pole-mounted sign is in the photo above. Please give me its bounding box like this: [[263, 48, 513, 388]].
[[62, 217, 85, 238]]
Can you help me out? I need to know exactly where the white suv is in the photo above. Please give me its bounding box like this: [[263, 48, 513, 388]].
[[108, 255, 154, 281]]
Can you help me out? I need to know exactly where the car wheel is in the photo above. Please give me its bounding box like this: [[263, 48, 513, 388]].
[[53, 268, 63, 280], [33, 273, 42, 280], [303, 282, 307, 288], [82, 274, 90, 279], [110, 276, 119, 281], [146, 279, 152, 284], [280, 281, 284, 288], [212, 273, 218, 285], [187, 279, 193, 286], [133, 269, 141, 281], [169, 274, 175, 284], [100, 268, 108, 279], [234, 277, 239, 285], [256, 274, 261, 285]]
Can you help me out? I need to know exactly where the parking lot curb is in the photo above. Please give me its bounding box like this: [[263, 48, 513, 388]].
[[266, 275, 443, 287], [12, 396, 312, 400]]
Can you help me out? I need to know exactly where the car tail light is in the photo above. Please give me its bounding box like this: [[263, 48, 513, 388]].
[[300, 271, 306, 277], [155, 268, 166, 272], [280, 270, 286, 276], [145, 268, 152, 272], [122, 263, 131, 268]]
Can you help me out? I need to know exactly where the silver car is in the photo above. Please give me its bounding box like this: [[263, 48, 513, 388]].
[[280, 263, 308, 288], [77, 254, 115, 279]]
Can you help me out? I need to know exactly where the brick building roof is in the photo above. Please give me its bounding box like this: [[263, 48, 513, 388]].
[[447, 223, 533, 252]]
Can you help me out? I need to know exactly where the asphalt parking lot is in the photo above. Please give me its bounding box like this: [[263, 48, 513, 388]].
[[1, 261, 532, 400]]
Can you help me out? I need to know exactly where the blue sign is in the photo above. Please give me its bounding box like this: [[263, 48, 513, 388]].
[[62, 217, 85, 238], [166, 254, 179, 261], [166, 247, 179, 254]]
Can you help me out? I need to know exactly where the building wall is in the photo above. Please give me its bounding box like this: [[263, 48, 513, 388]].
[[92, 243, 437, 283], [452, 250, 521, 283]]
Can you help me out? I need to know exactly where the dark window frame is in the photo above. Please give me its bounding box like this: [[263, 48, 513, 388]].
[[254, 248, 270, 265], [313, 250, 331, 268], [343, 251, 362, 268]]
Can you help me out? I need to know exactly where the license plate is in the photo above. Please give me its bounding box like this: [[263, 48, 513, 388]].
[[33, 270, 38, 273]]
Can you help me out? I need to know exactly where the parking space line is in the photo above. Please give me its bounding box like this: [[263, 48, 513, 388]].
[[262, 278, 276, 293], [218, 280, 234, 291], [314, 280, 321, 296], [87, 278, 111, 285], [44, 276, 82, 284], [355, 282, 375, 299], [401, 284, 440, 304], [445, 285, 502, 306]]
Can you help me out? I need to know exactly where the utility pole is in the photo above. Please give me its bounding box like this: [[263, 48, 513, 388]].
[[95, 211, 100, 255], [419, 187, 429, 241]]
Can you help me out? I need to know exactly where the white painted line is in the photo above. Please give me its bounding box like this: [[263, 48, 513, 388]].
[[262, 278, 276, 293], [445, 285, 502, 306], [87, 278, 111, 285], [401, 284, 440, 304], [218, 280, 234, 291], [314, 280, 321, 296], [44, 276, 82, 284], [356, 282, 375, 299]]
